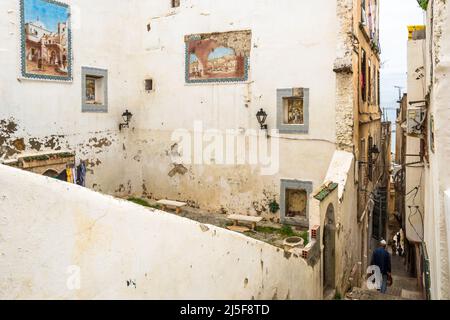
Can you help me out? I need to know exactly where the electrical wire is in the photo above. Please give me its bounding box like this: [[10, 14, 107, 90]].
[[408, 206, 425, 242], [405, 170, 424, 242]]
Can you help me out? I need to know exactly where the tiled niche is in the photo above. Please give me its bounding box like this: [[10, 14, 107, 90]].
[[280, 179, 313, 227], [82, 67, 108, 113], [277, 88, 310, 134]]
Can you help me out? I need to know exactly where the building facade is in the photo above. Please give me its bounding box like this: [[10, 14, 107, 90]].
[[422, 0, 450, 300], [0, 0, 386, 297], [402, 0, 450, 300]]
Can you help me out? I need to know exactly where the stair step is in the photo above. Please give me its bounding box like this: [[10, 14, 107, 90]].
[[346, 288, 409, 300], [387, 286, 402, 296]]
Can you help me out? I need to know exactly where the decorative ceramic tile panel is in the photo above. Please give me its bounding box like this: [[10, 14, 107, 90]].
[[185, 30, 252, 84], [20, 0, 72, 82]]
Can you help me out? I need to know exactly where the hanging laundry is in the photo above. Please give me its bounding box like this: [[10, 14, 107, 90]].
[[72, 167, 77, 185], [66, 167, 73, 183], [76, 161, 87, 187]]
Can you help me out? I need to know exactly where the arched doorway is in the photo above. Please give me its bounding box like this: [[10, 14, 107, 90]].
[[43, 169, 58, 178], [323, 203, 336, 294]]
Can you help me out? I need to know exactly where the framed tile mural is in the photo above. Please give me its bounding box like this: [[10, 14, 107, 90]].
[[185, 30, 252, 84], [20, 0, 72, 81]]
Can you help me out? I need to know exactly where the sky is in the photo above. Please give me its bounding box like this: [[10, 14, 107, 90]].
[[190, 46, 235, 63], [379, 0, 425, 144], [24, 0, 69, 33]]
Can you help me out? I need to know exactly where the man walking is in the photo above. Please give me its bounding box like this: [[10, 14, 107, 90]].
[[370, 239, 392, 293]]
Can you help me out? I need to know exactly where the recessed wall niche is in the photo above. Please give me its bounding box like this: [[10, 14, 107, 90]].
[[277, 88, 310, 134], [145, 79, 154, 92], [280, 179, 313, 227], [82, 67, 108, 113]]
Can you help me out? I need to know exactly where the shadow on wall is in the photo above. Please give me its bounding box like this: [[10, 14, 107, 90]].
[[0, 164, 321, 300]]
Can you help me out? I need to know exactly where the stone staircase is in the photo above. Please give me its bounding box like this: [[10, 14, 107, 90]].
[[346, 287, 408, 300], [346, 254, 424, 300]]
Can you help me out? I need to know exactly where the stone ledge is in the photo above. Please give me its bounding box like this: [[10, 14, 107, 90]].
[[333, 57, 353, 74], [313, 182, 339, 201]]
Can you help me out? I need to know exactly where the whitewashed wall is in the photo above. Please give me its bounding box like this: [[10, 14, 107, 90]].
[[0, 0, 341, 217], [322, 151, 359, 294], [129, 0, 339, 215], [0, 164, 320, 299], [423, 0, 450, 300], [406, 40, 426, 244], [326, 152, 359, 293], [0, 0, 145, 195]]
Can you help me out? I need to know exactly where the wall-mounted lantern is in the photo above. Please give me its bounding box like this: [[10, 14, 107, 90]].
[[119, 109, 133, 131], [369, 144, 380, 157], [256, 108, 268, 130]]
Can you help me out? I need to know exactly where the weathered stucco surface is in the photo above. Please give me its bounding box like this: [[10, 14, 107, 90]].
[[0, 0, 145, 195], [0, 0, 339, 217], [125, 129, 335, 219], [422, 0, 450, 300], [132, 0, 339, 216], [0, 164, 320, 299], [334, 0, 355, 152], [325, 151, 359, 294], [0, 0, 382, 297]]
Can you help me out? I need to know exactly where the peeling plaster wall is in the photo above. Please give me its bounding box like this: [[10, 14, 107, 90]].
[[335, 0, 382, 155], [308, 151, 359, 296], [334, 1, 382, 269], [324, 151, 359, 295], [0, 0, 145, 195], [0, 0, 372, 298], [1, 0, 342, 217], [309, 188, 338, 299], [334, 0, 382, 286], [335, 71, 355, 152], [130, 129, 335, 219], [335, 0, 355, 152], [128, 0, 338, 216], [0, 164, 320, 299]]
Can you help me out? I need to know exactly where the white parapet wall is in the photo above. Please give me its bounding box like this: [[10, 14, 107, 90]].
[[0, 164, 320, 300]]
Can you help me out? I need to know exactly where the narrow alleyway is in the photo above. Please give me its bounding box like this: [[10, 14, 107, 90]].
[[347, 251, 424, 300], [386, 253, 423, 299]]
